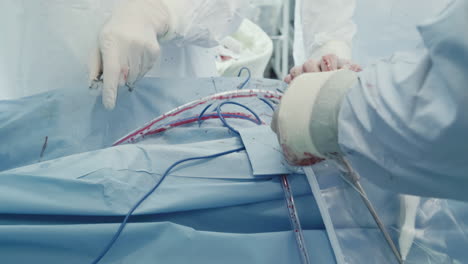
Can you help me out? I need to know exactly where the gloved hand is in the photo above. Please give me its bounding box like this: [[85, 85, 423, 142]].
[[272, 70, 359, 166], [88, 0, 172, 110], [284, 53, 362, 84]]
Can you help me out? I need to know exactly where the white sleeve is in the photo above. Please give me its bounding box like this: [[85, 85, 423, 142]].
[[298, 0, 357, 60], [338, 0, 468, 200], [161, 0, 248, 47]]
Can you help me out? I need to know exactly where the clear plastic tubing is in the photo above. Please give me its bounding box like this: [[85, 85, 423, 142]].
[[113, 89, 282, 146]]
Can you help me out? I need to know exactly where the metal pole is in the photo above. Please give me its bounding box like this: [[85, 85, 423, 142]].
[[281, 0, 290, 79]]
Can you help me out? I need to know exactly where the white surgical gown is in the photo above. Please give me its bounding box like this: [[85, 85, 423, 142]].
[[338, 0, 468, 200], [0, 0, 246, 99], [293, 0, 357, 64]]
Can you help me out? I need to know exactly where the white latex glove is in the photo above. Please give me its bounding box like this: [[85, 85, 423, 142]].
[[284, 53, 362, 84], [88, 0, 171, 110]]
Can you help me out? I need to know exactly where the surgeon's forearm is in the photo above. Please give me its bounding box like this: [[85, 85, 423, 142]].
[[158, 0, 248, 47], [110, 0, 170, 38], [300, 0, 357, 60], [337, 0, 468, 201]]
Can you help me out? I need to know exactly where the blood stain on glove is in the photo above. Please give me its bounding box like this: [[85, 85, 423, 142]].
[[220, 55, 233, 61], [281, 143, 324, 166]]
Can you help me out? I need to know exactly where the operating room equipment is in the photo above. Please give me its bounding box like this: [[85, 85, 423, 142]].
[[90, 67, 304, 263], [1, 0, 466, 262], [110, 76, 403, 264], [110, 85, 313, 264], [304, 161, 405, 264], [282, 175, 311, 264], [335, 156, 403, 264], [0, 76, 467, 263], [112, 88, 282, 146]]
